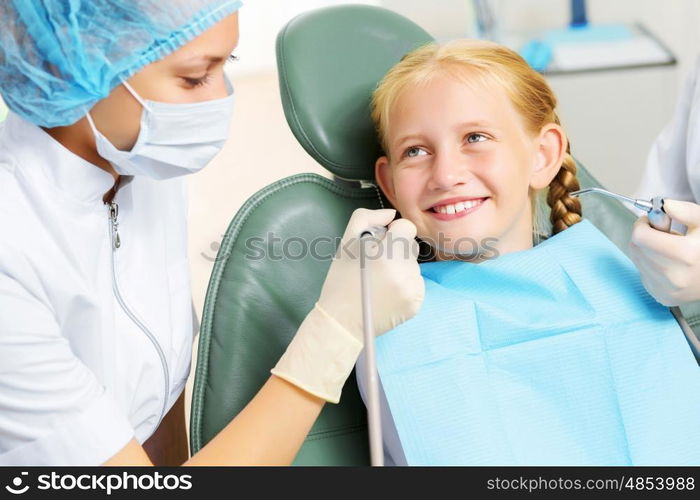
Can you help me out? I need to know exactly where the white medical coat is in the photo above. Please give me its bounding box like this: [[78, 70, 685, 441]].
[[636, 56, 700, 202], [0, 113, 197, 465]]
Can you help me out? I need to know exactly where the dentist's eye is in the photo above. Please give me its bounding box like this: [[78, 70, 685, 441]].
[[405, 146, 427, 158], [466, 133, 488, 144], [182, 73, 211, 88], [227, 53, 239, 63]]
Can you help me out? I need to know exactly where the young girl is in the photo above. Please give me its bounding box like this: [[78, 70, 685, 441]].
[[357, 39, 700, 466]]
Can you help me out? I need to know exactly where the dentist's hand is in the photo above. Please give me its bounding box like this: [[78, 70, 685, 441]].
[[316, 208, 424, 339], [271, 208, 425, 403], [629, 199, 700, 306]]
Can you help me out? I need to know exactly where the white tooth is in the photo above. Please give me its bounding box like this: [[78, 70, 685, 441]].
[[438, 206, 446, 214], [465, 200, 475, 209], [446, 204, 456, 215], [455, 202, 465, 212]]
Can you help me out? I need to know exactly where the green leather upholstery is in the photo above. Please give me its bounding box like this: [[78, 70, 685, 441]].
[[191, 5, 427, 465], [191, 5, 700, 466], [190, 174, 386, 465], [276, 4, 433, 181]]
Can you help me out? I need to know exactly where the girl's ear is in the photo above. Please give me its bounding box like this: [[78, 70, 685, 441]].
[[375, 155, 398, 206], [530, 123, 567, 190]]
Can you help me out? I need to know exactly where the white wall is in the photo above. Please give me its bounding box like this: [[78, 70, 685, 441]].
[[375, 0, 700, 86], [498, 0, 700, 193], [234, 0, 380, 76], [381, 0, 479, 41], [498, 0, 700, 90]]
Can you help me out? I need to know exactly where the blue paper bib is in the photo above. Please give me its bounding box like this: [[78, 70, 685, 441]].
[[375, 219, 700, 465]]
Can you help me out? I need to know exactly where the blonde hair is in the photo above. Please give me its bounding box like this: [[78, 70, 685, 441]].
[[371, 39, 581, 236]]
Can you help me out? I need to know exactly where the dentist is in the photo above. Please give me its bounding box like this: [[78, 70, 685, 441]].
[[630, 56, 700, 307], [0, 1, 424, 466]]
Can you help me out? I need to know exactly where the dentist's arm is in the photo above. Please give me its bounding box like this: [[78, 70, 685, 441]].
[[628, 199, 700, 306], [107, 208, 424, 465], [107, 376, 324, 466], [635, 57, 698, 203]]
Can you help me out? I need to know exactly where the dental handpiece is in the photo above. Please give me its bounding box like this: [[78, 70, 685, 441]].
[[359, 225, 387, 466], [360, 225, 388, 240], [570, 187, 672, 233]]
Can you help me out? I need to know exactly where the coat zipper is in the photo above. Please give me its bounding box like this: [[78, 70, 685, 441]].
[[107, 201, 170, 427]]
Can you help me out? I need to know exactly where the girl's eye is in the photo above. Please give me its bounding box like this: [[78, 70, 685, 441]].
[[405, 146, 427, 158], [228, 53, 239, 63], [466, 133, 488, 144], [182, 73, 211, 88]]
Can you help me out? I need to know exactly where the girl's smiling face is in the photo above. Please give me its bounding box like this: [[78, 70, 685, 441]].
[[375, 71, 566, 260]]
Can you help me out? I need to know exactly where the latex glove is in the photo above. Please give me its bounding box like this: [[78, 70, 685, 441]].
[[271, 208, 425, 403], [628, 199, 700, 306]]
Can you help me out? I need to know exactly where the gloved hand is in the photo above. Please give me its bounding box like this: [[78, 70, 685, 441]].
[[628, 199, 700, 306], [271, 208, 425, 403]]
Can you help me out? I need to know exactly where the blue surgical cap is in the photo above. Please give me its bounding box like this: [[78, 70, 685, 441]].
[[0, 0, 243, 127]]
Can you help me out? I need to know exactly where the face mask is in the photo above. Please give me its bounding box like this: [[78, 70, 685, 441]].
[[86, 75, 235, 180]]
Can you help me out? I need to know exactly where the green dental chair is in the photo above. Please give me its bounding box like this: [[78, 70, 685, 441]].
[[190, 4, 700, 465]]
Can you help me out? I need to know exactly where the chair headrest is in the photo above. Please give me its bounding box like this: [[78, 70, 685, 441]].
[[276, 5, 434, 181]]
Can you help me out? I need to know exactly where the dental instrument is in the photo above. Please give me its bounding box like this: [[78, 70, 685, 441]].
[[359, 225, 387, 466], [570, 187, 671, 232]]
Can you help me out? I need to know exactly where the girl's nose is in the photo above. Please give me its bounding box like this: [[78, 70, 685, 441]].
[[427, 150, 471, 191]]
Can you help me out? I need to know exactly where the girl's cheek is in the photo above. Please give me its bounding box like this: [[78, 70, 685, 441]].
[[391, 175, 411, 206], [397, 189, 422, 215], [396, 171, 424, 198]]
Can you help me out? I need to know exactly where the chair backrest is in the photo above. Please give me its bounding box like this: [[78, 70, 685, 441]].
[[190, 4, 700, 465], [190, 5, 432, 465], [189, 174, 384, 465]]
